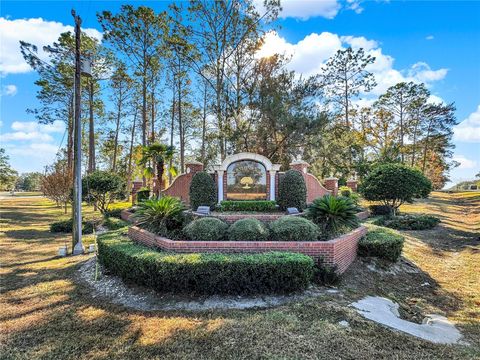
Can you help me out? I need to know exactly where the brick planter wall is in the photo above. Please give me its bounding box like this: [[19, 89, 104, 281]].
[[128, 225, 367, 273], [211, 213, 286, 224]]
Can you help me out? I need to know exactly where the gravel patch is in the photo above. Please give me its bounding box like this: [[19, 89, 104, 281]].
[[77, 257, 335, 311]]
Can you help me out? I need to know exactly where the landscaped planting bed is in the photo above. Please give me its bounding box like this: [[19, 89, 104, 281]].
[[128, 225, 367, 273], [98, 230, 314, 295]]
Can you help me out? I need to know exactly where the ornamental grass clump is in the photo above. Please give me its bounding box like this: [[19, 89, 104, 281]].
[[270, 216, 320, 241], [184, 217, 228, 241], [132, 196, 186, 236], [307, 195, 359, 238], [228, 218, 269, 241]]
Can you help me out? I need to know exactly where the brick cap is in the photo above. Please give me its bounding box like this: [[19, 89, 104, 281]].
[[325, 177, 339, 180], [186, 160, 203, 166], [290, 160, 310, 166], [347, 178, 357, 182]]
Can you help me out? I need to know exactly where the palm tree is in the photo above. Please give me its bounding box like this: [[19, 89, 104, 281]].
[[138, 143, 177, 196]]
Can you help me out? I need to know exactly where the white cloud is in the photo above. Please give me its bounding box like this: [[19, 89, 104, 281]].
[[2, 131, 53, 142], [254, 0, 341, 20], [4, 142, 59, 158], [454, 105, 480, 142], [0, 17, 102, 75], [1, 84, 17, 96], [258, 31, 449, 97], [453, 155, 478, 170], [11, 120, 64, 133], [426, 35, 434, 40]]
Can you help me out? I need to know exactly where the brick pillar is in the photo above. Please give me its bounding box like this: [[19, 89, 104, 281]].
[[131, 180, 143, 205], [289, 160, 309, 182], [346, 179, 358, 192], [324, 177, 339, 196], [185, 161, 203, 175]]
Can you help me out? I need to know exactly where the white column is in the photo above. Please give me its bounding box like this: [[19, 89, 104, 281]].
[[217, 170, 224, 204], [269, 170, 277, 201]]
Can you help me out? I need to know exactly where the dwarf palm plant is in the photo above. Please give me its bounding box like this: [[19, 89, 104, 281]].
[[306, 195, 359, 238], [133, 197, 186, 234]]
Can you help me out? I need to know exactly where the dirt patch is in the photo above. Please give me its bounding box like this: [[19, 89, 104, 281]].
[[77, 257, 336, 311]]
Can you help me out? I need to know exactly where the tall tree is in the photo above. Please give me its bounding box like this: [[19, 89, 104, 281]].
[[0, 149, 18, 191], [322, 47, 376, 129], [98, 6, 170, 153]]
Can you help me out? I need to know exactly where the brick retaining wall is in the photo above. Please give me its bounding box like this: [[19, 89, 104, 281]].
[[128, 225, 367, 273]]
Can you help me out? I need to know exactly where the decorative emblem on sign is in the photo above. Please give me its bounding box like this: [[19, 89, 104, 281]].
[[240, 176, 254, 189]]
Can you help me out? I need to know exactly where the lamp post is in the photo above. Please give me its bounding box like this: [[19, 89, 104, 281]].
[[71, 9, 92, 255]]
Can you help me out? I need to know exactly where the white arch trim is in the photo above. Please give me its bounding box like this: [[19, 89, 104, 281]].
[[214, 152, 281, 171]]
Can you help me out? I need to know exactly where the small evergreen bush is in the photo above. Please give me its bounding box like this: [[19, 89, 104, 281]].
[[103, 217, 128, 231], [270, 216, 319, 241], [314, 258, 340, 285], [339, 186, 352, 197], [358, 227, 405, 261], [189, 172, 217, 210], [369, 204, 394, 216], [219, 200, 276, 212], [373, 214, 440, 230], [277, 170, 307, 211], [104, 208, 124, 219], [50, 219, 95, 234], [136, 187, 150, 203], [228, 218, 269, 241], [82, 171, 125, 214], [97, 230, 314, 294], [184, 217, 228, 241]]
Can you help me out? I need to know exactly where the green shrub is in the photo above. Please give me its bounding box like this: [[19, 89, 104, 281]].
[[104, 208, 124, 219], [132, 197, 186, 235], [314, 258, 340, 285], [228, 218, 269, 241], [189, 172, 217, 210], [339, 186, 352, 197], [219, 200, 276, 212], [306, 195, 359, 238], [270, 216, 319, 241], [82, 171, 125, 214], [184, 217, 228, 241], [97, 231, 314, 294], [50, 219, 95, 234], [361, 164, 432, 215], [277, 170, 307, 211], [136, 187, 150, 203], [369, 204, 393, 216], [358, 227, 404, 261], [373, 214, 440, 230], [103, 217, 128, 231]]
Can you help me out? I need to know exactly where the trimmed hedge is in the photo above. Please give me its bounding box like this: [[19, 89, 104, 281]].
[[184, 217, 228, 241], [189, 172, 217, 210], [373, 214, 440, 230], [270, 216, 319, 241], [136, 187, 150, 203], [219, 200, 276, 212], [97, 231, 314, 294], [228, 218, 269, 241], [50, 218, 96, 234], [277, 170, 307, 211], [358, 227, 404, 262], [104, 208, 124, 219]]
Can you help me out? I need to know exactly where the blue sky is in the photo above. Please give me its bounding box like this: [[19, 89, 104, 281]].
[[1, 0, 479, 186]]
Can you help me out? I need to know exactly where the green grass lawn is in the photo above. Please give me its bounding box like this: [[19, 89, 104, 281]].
[[0, 193, 479, 359]]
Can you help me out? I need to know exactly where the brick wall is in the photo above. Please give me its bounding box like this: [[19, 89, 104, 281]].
[[160, 162, 203, 204], [211, 213, 286, 224], [305, 174, 331, 202], [128, 225, 367, 274]]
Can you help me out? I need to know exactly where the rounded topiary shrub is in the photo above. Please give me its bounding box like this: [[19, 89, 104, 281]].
[[358, 227, 405, 262], [184, 217, 229, 241], [277, 170, 307, 211], [270, 216, 319, 241], [189, 171, 217, 211], [228, 218, 269, 241]]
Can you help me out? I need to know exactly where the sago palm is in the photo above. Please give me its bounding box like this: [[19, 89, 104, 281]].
[[133, 197, 186, 234], [306, 195, 359, 237]]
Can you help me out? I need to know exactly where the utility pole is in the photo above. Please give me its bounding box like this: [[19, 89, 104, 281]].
[[72, 9, 84, 255]]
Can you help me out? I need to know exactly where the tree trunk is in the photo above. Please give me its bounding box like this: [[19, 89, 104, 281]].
[[151, 89, 155, 143], [127, 108, 137, 196], [201, 80, 207, 164], [178, 75, 185, 173], [142, 75, 147, 186], [112, 93, 122, 172], [169, 80, 175, 184]]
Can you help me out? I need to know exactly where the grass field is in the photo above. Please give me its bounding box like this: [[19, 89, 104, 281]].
[[1, 192, 479, 359]]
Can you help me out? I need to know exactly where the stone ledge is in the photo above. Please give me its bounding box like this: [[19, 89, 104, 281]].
[[128, 225, 367, 274]]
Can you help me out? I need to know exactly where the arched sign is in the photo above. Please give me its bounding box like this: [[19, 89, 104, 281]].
[[226, 160, 267, 200]]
